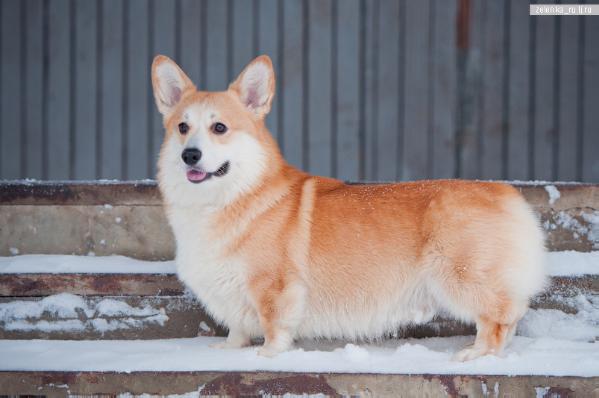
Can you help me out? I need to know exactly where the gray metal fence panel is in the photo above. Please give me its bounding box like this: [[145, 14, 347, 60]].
[[0, 0, 597, 182]]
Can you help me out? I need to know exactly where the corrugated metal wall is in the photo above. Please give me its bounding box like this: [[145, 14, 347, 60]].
[[0, 0, 598, 182]]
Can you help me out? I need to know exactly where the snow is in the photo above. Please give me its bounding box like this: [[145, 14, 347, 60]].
[[544, 185, 561, 205], [583, 212, 599, 247], [546, 250, 599, 276], [0, 254, 176, 274], [0, 335, 597, 376], [547, 210, 599, 249], [0, 293, 90, 319], [1, 251, 597, 275], [519, 294, 599, 342], [95, 298, 164, 318], [199, 321, 211, 333], [0, 293, 168, 333]]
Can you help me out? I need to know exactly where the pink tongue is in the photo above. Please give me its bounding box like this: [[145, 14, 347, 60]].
[[187, 169, 207, 182]]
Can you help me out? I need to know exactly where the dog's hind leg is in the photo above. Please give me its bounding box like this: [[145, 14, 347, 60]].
[[252, 279, 307, 357], [453, 316, 519, 361]]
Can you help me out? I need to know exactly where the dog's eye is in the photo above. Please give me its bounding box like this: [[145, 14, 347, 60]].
[[212, 122, 228, 135], [178, 122, 189, 134]]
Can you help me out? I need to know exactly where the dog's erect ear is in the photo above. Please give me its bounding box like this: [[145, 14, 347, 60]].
[[151, 55, 196, 116], [229, 55, 275, 118]]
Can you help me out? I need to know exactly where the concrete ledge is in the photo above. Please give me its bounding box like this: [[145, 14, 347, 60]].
[[0, 371, 597, 397], [2, 181, 598, 259]]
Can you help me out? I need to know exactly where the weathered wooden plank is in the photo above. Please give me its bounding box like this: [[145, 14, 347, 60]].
[[23, 0, 44, 180], [507, 0, 531, 180], [74, 0, 97, 180], [368, 0, 404, 181], [126, 0, 150, 180], [46, 0, 72, 179], [99, 0, 124, 179], [402, 0, 430, 180], [582, 14, 599, 182], [2, 180, 597, 206], [557, 15, 581, 181], [256, 0, 280, 141], [335, 0, 360, 181], [0, 274, 182, 297], [2, 271, 596, 304], [0, 181, 160, 206], [0, 0, 23, 179], [281, 0, 304, 169], [431, 0, 457, 179], [480, 0, 505, 180], [150, 0, 176, 178], [179, 0, 202, 85], [533, 9, 557, 181], [307, 0, 333, 177], [204, 0, 228, 91]]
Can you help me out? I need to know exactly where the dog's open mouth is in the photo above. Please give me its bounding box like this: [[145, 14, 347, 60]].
[[186, 161, 230, 184]]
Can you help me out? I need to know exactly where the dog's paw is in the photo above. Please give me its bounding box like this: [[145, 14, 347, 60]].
[[452, 346, 492, 362], [257, 345, 284, 357], [210, 340, 249, 349]]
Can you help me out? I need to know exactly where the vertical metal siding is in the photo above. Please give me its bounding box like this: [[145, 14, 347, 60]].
[[0, 0, 598, 182]]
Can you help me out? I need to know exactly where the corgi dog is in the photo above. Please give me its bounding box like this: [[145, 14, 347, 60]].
[[151, 54, 547, 361]]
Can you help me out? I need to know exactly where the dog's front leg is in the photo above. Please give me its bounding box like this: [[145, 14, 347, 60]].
[[210, 327, 251, 349], [252, 279, 307, 357]]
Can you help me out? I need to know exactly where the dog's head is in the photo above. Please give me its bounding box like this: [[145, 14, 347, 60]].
[[151, 55, 281, 207]]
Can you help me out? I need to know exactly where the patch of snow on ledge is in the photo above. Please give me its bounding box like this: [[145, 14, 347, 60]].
[[546, 250, 599, 276], [0, 251, 596, 276], [519, 294, 599, 342], [0, 254, 175, 274], [0, 293, 168, 333], [544, 185, 561, 205]]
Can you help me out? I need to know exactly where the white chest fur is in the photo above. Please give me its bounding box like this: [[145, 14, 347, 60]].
[[168, 208, 261, 335]]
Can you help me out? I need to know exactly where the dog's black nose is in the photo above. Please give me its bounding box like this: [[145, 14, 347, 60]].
[[181, 148, 202, 165]]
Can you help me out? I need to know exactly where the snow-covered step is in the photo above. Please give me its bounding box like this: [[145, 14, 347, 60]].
[[0, 336, 598, 396], [0, 277, 596, 341], [1, 181, 598, 259], [0, 181, 597, 395]]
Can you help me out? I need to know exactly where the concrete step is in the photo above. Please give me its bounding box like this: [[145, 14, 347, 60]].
[[0, 273, 596, 340], [1, 181, 598, 396], [1, 181, 598, 259]]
